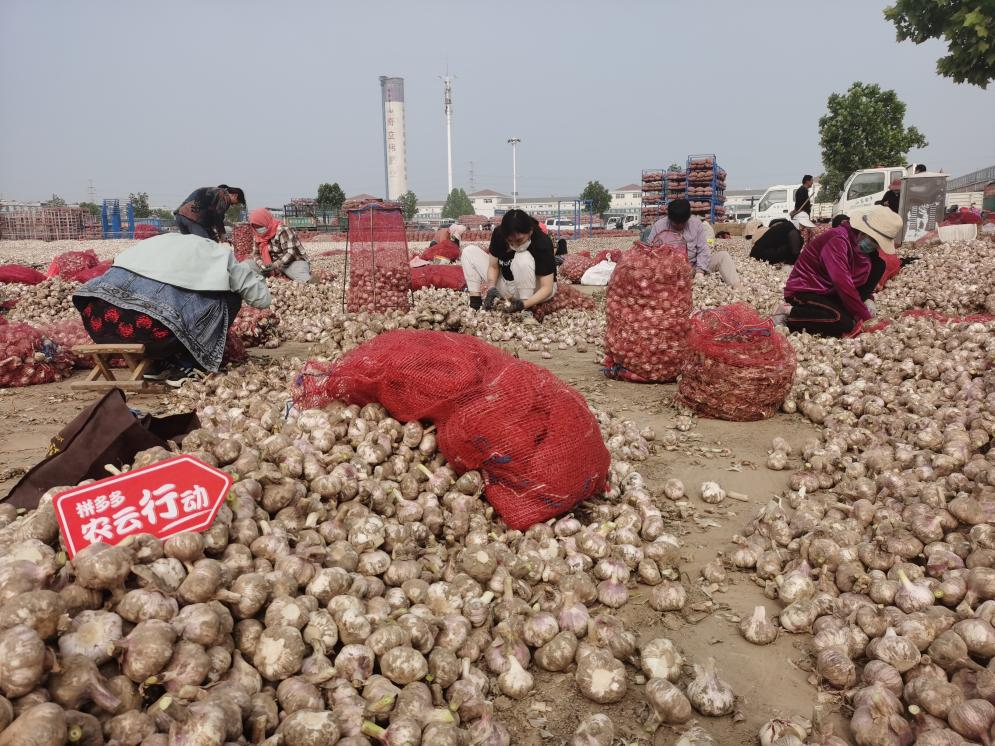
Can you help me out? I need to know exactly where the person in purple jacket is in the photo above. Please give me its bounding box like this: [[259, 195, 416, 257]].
[[781, 205, 903, 337]]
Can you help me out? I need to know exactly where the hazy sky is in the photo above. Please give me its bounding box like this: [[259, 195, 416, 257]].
[[1, 0, 993, 208]]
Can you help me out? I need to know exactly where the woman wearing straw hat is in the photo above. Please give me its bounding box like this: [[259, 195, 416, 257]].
[[780, 205, 902, 337]]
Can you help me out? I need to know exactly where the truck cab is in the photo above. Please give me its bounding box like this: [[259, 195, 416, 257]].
[[606, 215, 639, 230], [751, 184, 800, 226], [834, 164, 926, 216]]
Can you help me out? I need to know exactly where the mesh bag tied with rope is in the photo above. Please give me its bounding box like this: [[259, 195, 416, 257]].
[[292, 330, 610, 529], [603, 239, 693, 382], [678, 303, 796, 421]]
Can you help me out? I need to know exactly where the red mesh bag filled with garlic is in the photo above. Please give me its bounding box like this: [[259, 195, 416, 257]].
[[291, 330, 609, 529], [531, 284, 596, 322], [0, 323, 75, 387], [345, 206, 412, 313], [0, 265, 46, 285], [678, 304, 796, 421], [603, 240, 693, 382], [410, 265, 466, 291], [232, 224, 255, 262], [45, 250, 99, 280], [558, 253, 597, 283]]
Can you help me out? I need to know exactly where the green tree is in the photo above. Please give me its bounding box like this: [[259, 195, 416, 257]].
[[225, 204, 244, 224], [817, 81, 928, 199], [151, 208, 174, 221], [400, 190, 419, 222], [129, 192, 151, 218], [668, 163, 683, 172], [79, 201, 101, 217], [885, 1, 995, 88], [316, 182, 346, 212], [46, 194, 66, 207], [442, 188, 473, 220], [580, 180, 612, 218]]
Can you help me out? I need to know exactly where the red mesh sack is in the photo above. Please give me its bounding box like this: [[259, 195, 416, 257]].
[[39, 319, 94, 368], [421, 239, 461, 262], [293, 331, 496, 422], [0, 265, 46, 285], [0, 323, 74, 387], [45, 250, 99, 280], [292, 330, 610, 529], [532, 284, 596, 322], [594, 249, 623, 263], [346, 207, 412, 313], [410, 265, 466, 291], [678, 304, 796, 421], [222, 333, 248, 367], [559, 254, 598, 283], [603, 240, 693, 382], [232, 224, 254, 261], [133, 224, 159, 240], [70, 260, 112, 283], [231, 307, 281, 348]]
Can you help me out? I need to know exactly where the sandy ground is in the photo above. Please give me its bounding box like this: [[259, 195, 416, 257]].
[[0, 338, 823, 745]]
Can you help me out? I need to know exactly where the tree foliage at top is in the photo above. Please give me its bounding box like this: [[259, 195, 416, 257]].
[[885, 0, 995, 88], [579, 180, 612, 217], [817, 81, 928, 199], [400, 190, 419, 221], [442, 188, 474, 220], [46, 194, 66, 207], [129, 192, 151, 218], [668, 163, 683, 172], [316, 183, 346, 212], [78, 201, 101, 216]]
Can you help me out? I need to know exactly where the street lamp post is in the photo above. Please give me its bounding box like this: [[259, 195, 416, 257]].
[[507, 138, 521, 207]]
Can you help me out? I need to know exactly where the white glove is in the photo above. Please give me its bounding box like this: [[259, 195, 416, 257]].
[[864, 299, 876, 318]]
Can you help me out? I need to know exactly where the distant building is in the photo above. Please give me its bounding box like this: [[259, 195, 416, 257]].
[[607, 184, 641, 216], [417, 188, 588, 222]]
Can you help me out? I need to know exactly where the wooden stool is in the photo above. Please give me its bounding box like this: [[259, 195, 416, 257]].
[[70, 344, 155, 391]]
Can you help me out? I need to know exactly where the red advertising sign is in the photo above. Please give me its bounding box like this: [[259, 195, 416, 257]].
[[54, 455, 232, 558]]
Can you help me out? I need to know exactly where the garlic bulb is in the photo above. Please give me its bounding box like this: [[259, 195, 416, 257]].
[[644, 678, 692, 730], [700, 481, 726, 504], [686, 657, 735, 716], [740, 606, 778, 645], [640, 637, 684, 682]]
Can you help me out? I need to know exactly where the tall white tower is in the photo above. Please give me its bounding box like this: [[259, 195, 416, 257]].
[[442, 76, 454, 195], [379, 76, 409, 201]]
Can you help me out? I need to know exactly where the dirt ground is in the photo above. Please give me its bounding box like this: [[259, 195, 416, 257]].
[[0, 336, 827, 745]]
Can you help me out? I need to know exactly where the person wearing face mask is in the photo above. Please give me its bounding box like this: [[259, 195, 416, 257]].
[[174, 185, 245, 243], [646, 198, 741, 288], [460, 209, 556, 312], [781, 205, 902, 337], [248, 208, 312, 282]]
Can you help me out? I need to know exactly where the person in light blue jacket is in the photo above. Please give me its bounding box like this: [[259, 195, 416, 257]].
[[72, 234, 271, 387]]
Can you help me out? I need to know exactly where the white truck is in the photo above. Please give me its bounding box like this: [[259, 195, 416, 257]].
[[605, 215, 639, 230], [750, 184, 801, 226], [834, 165, 924, 216]]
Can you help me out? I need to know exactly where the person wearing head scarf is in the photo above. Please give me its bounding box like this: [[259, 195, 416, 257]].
[[781, 205, 902, 337], [430, 223, 466, 248], [460, 209, 556, 312], [248, 208, 311, 282], [174, 185, 245, 242]]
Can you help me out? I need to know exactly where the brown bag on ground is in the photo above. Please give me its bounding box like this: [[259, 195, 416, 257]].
[[3, 388, 199, 510]]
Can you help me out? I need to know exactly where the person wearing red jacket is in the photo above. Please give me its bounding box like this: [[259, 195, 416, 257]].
[[782, 205, 902, 337]]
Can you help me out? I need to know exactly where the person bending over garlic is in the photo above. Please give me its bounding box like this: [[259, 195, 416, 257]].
[[645, 198, 741, 289], [460, 209, 556, 313]]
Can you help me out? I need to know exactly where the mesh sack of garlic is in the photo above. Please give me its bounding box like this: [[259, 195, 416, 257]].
[[678, 303, 796, 421], [292, 329, 610, 529], [603, 241, 693, 382]]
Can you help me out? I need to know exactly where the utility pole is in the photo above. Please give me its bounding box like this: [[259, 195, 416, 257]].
[[87, 179, 97, 204], [442, 75, 454, 195], [507, 138, 521, 207], [468, 161, 475, 192]]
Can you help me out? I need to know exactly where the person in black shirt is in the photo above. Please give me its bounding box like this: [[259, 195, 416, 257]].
[[750, 218, 803, 265], [174, 185, 245, 242], [791, 175, 814, 220], [877, 179, 901, 213], [460, 209, 556, 312]]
